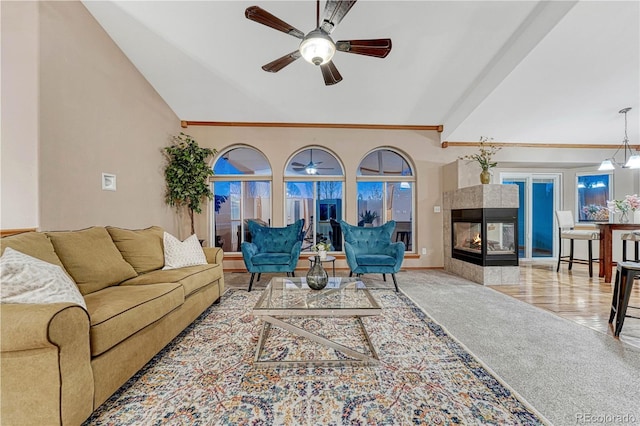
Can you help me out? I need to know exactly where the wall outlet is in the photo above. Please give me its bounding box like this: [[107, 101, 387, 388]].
[[421, 248, 427, 255], [102, 173, 116, 191], [433, 205, 441, 213]]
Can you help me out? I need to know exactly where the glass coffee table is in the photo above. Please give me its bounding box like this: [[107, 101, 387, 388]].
[[252, 276, 382, 367]]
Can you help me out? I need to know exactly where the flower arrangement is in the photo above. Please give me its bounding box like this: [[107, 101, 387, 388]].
[[312, 242, 331, 252], [607, 194, 640, 213], [582, 204, 609, 221], [458, 136, 501, 171]]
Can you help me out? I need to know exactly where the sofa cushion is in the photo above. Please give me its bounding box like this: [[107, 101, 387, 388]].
[[83, 283, 184, 356], [0, 232, 66, 270], [106, 226, 164, 274], [0, 247, 87, 310], [162, 232, 207, 270], [121, 264, 221, 298], [46, 227, 138, 295]]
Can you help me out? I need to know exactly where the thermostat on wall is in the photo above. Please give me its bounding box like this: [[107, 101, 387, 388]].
[[102, 173, 116, 191]]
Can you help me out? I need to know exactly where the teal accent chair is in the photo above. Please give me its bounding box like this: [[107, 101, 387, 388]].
[[339, 220, 404, 292], [241, 219, 304, 292]]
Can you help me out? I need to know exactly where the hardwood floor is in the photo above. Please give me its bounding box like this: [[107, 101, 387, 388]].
[[491, 261, 640, 349]]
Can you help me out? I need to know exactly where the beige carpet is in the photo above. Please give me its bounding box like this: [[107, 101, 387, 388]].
[[225, 270, 640, 426]]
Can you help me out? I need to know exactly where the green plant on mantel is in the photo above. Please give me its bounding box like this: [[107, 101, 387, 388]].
[[164, 132, 216, 236], [458, 136, 501, 171]]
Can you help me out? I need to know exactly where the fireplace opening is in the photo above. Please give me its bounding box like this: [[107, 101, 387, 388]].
[[451, 208, 518, 266]]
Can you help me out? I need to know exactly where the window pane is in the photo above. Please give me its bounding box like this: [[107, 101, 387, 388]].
[[214, 147, 271, 175], [317, 181, 343, 250], [387, 182, 413, 251], [358, 149, 412, 176], [577, 174, 611, 222], [212, 181, 271, 252], [212, 181, 240, 252], [357, 182, 383, 226], [285, 148, 343, 176], [286, 182, 314, 251]]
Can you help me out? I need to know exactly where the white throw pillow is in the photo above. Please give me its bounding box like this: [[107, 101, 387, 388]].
[[162, 232, 207, 270], [0, 247, 87, 310]]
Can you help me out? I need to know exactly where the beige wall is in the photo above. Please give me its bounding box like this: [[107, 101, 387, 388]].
[[1, 1, 40, 230], [186, 126, 447, 269], [37, 1, 181, 232]]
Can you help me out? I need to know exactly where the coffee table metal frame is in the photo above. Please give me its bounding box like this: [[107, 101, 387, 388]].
[[252, 276, 382, 367]]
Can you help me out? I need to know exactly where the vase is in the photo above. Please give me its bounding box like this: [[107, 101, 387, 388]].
[[480, 169, 491, 184], [306, 255, 328, 290], [620, 211, 629, 223], [318, 250, 327, 260], [634, 210, 640, 224]]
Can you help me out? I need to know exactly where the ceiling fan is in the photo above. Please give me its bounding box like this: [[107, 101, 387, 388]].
[[292, 149, 333, 175], [245, 0, 392, 85]]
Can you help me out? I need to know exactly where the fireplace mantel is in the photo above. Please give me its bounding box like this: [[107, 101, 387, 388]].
[[443, 185, 520, 285]]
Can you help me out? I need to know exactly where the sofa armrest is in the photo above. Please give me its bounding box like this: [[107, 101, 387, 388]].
[[203, 246, 224, 264], [1, 303, 94, 426]]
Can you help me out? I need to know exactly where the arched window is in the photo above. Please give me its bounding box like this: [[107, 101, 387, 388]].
[[285, 148, 345, 252], [211, 146, 271, 252], [356, 149, 415, 252]]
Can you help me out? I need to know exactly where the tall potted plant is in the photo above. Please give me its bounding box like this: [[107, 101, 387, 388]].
[[164, 132, 216, 236]]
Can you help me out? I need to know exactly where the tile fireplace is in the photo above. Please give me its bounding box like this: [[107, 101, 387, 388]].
[[443, 184, 520, 285], [451, 208, 518, 267]]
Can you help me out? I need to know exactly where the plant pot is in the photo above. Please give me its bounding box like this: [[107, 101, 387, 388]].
[[480, 169, 491, 184]]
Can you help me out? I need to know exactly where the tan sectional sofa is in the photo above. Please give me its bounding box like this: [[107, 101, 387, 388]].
[[0, 226, 225, 425]]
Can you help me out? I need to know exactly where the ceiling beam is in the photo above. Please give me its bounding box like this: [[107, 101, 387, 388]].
[[439, 1, 578, 143], [181, 120, 443, 132]]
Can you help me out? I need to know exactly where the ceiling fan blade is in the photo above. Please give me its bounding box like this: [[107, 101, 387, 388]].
[[245, 6, 305, 39], [320, 61, 343, 86], [262, 51, 301, 73], [291, 162, 308, 167], [320, 1, 357, 34], [336, 39, 392, 58]]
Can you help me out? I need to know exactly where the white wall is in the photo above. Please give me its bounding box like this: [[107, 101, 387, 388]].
[[1, 1, 39, 230]]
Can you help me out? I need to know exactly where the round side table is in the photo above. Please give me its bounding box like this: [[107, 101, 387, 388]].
[[307, 255, 336, 277]]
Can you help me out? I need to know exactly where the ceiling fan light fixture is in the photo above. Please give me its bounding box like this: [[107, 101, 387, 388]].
[[305, 165, 318, 175], [299, 30, 335, 65]]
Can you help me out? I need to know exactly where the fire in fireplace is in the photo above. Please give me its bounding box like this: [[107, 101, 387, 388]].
[[451, 208, 518, 266]]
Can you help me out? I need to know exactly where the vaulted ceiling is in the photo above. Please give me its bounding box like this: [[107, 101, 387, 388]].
[[83, 1, 639, 146]]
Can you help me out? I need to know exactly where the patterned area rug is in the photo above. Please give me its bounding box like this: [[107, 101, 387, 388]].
[[85, 289, 546, 425]]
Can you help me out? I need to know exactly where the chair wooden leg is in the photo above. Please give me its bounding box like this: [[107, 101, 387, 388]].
[[615, 270, 637, 336], [557, 229, 562, 272], [382, 274, 386, 282], [291, 271, 295, 277], [569, 239, 574, 271], [588, 240, 593, 278], [609, 267, 621, 323], [248, 273, 256, 292], [391, 273, 399, 292], [623, 240, 628, 262], [635, 242, 639, 262], [257, 273, 261, 282], [349, 271, 353, 277]]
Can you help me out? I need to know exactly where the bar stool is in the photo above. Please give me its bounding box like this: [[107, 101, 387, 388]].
[[621, 231, 640, 262], [555, 210, 600, 277], [608, 261, 640, 336]]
